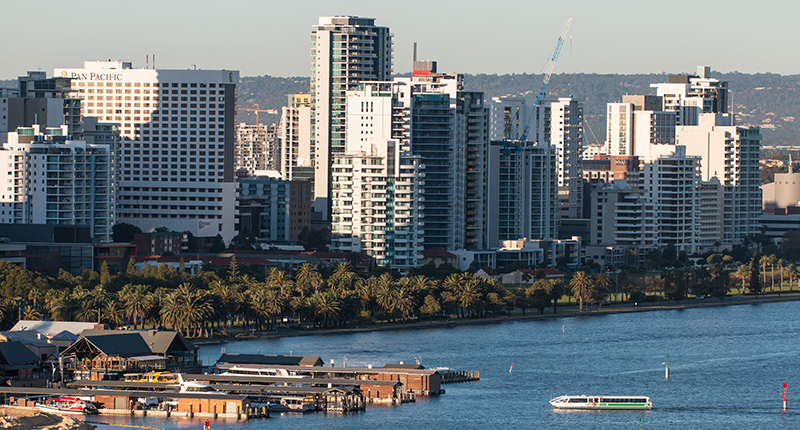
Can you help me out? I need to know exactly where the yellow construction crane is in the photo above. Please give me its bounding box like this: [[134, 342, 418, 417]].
[[238, 103, 278, 124]]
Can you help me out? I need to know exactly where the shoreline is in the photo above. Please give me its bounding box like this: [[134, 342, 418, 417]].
[[193, 292, 800, 345]]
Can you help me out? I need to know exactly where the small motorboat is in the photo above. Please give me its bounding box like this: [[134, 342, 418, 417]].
[[35, 397, 98, 415]]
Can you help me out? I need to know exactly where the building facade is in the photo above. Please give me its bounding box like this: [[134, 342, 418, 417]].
[[277, 94, 313, 182], [55, 61, 239, 242], [1, 125, 114, 242], [311, 16, 393, 219]]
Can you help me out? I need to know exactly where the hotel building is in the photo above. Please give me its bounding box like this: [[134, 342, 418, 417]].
[[54, 61, 239, 242]]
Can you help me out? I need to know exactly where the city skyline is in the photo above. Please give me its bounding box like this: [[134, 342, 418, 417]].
[[2, 0, 798, 80]]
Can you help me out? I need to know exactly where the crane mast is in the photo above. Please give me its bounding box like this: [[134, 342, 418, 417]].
[[518, 17, 572, 143]]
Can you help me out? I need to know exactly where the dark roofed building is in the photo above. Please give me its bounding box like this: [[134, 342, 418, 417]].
[[217, 353, 324, 367], [384, 363, 424, 370], [421, 250, 457, 268], [62, 330, 199, 380], [0, 341, 42, 380]]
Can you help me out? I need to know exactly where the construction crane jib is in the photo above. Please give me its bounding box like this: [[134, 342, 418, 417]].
[[518, 17, 572, 143]]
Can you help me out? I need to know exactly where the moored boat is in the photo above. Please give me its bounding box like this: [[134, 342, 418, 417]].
[[35, 397, 98, 415], [549, 395, 651, 410]]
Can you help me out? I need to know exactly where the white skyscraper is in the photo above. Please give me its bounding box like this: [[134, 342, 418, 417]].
[[55, 61, 239, 242], [311, 16, 393, 219]]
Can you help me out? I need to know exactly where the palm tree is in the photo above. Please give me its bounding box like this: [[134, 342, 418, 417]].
[[760, 255, 769, 286], [21, 305, 41, 320], [393, 287, 417, 322], [549, 279, 565, 314], [592, 273, 612, 308], [295, 263, 322, 297], [101, 301, 125, 328], [787, 264, 799, 292], [266, 268, 292, 297], [734, 264, 750, 294], [329, 262, 356, 290], [120, 284, 149, 328], [570, 271, 593, 311], [313, 291, 341, 328], [767, 254, 777, 291], [778, 259, 786, 292]]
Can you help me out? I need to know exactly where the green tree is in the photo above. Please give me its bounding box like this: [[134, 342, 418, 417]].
[[749, 257, 763, 297], [419, 294, 441, 322], [113, 222, 142, 242], [569, 271, 593, 311], [527, 280, 552, 315]]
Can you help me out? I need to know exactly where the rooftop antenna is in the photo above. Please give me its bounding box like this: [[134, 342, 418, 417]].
[[153, 54, 156, 69], [146, 55, 149, 69]]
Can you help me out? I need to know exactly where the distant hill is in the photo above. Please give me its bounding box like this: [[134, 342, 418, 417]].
[[237, 72, 800, 146]]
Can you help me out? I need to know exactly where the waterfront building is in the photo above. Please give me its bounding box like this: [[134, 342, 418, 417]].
[[311, 16, 393, 219], [54, 61, 239, 243], [641, 146, 702, 254], [676, 113, 762, 244], [133, 231, 188, 256], [487, 141, 558, 247], [590, 180, 655, 254], [1, 125, 114, 242], [329, 150, 425, 268], [277, 94, 313, 182], [339, 72, 489, 254]]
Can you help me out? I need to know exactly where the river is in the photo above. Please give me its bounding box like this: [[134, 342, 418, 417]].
[[86, 300, 800, 429]]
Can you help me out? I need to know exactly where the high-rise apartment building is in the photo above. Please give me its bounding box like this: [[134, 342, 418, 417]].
[[3, 72, 83, 143], [234, 122, 269, 175], [277, 94, 313, 182], [55, 61, 239, 242], [311, 16, 393, 219], [606, 95, 676, 157], [651, 66, 729, 125], [488, 141, 558, 247], [641, 146, 702, 253], [1, 125, 114, 242], [676, 113, 762, 244], [492, 95, 584, 219]]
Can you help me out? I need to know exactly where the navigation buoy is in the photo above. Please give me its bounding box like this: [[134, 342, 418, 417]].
[[662, 354, 669, 380], [782, 382, 788, 411], [562, 325, 565, 335], [509, 363, 514, 373]]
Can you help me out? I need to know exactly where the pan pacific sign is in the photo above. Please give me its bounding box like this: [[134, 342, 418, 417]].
[[60, 70, 124, 81]]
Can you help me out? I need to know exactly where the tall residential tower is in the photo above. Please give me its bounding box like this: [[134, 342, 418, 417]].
[[311, 16, 393, 219]]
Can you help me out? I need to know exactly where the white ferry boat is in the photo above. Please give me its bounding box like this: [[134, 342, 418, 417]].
[[221, 366, 310, 378], [549, 395, 652, 410]]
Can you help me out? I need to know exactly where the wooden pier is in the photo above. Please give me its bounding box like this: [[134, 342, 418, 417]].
[[438, 369, 480, 384]]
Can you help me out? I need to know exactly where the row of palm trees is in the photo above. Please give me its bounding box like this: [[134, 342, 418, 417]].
[[6, 252, 793, 337]]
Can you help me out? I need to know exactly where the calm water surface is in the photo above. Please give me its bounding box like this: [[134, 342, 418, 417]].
[[87, 301, 800, 429]]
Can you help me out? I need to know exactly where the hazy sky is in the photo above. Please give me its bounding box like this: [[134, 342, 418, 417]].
[[2, 0, 798, 79]]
